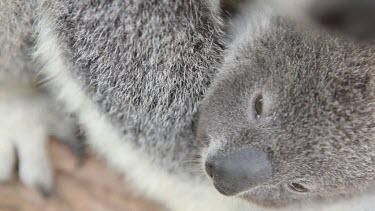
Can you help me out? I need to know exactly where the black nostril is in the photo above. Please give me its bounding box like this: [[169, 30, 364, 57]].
[[205, 161, 214, 178]]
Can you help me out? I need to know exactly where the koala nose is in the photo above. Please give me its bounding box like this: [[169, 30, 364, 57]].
[[205, 148, 272, 196]]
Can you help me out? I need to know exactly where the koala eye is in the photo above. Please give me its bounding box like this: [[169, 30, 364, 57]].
[[254, 95, 263, 118], [287, 182, 309, 193]]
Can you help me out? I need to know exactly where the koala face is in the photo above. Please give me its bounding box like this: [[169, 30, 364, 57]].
[[197, 18, 375, 207]]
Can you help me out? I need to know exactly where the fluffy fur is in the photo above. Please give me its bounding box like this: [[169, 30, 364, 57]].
[[0, 0, 252, 210], [0, 0, 81, 193], [41, 0, 225, 175], [199, 0, 375, 208], [2, 0, 375, 210]]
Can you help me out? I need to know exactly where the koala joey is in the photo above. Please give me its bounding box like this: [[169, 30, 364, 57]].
[[1, 0, 375, 211], [199, 0, 375, 209]]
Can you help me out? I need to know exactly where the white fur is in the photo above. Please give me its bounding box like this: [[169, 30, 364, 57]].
[[34, 6, 254, 211], [0, 1, 351, 210], [0, 0, 373, 209], [0, 85, 52, 190], [0, 129, 15, 182], [228, 1, 272, 48], [31, 2, 375, 211]]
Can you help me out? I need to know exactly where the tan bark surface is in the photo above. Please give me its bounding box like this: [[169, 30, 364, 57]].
[[0, 141, 164, 211]]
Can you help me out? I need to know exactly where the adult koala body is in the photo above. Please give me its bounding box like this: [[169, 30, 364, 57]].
[[0, 0, 252, 210], [2, 0, 375, 211]]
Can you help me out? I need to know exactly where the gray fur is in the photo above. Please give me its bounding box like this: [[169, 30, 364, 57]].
[[41, 0, 225, 174], [198, 3, 375, 207], [0, 0, 38, 84], [2, 0, 375, 209], [0, 0, 85, 155], [0, 0, 227, 204], [1, 0, 224, 174]]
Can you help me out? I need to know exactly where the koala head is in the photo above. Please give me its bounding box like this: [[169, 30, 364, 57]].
[[197, 16, 375, 207]]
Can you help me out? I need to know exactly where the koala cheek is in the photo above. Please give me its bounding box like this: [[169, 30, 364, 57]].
[[196, 124, 210, 147], [197, 134, 210, 148]]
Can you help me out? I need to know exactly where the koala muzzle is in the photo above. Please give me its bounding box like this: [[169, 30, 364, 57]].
[[205, 148, 272, 196]]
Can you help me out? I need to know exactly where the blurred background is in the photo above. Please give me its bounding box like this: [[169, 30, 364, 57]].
[[0, 140, 163, 211]]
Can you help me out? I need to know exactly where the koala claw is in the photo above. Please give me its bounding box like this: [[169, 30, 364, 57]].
[[15, 129, 54, 195]]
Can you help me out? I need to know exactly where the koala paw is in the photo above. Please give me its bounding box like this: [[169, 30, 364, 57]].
[[0, 91, 58, 196]]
